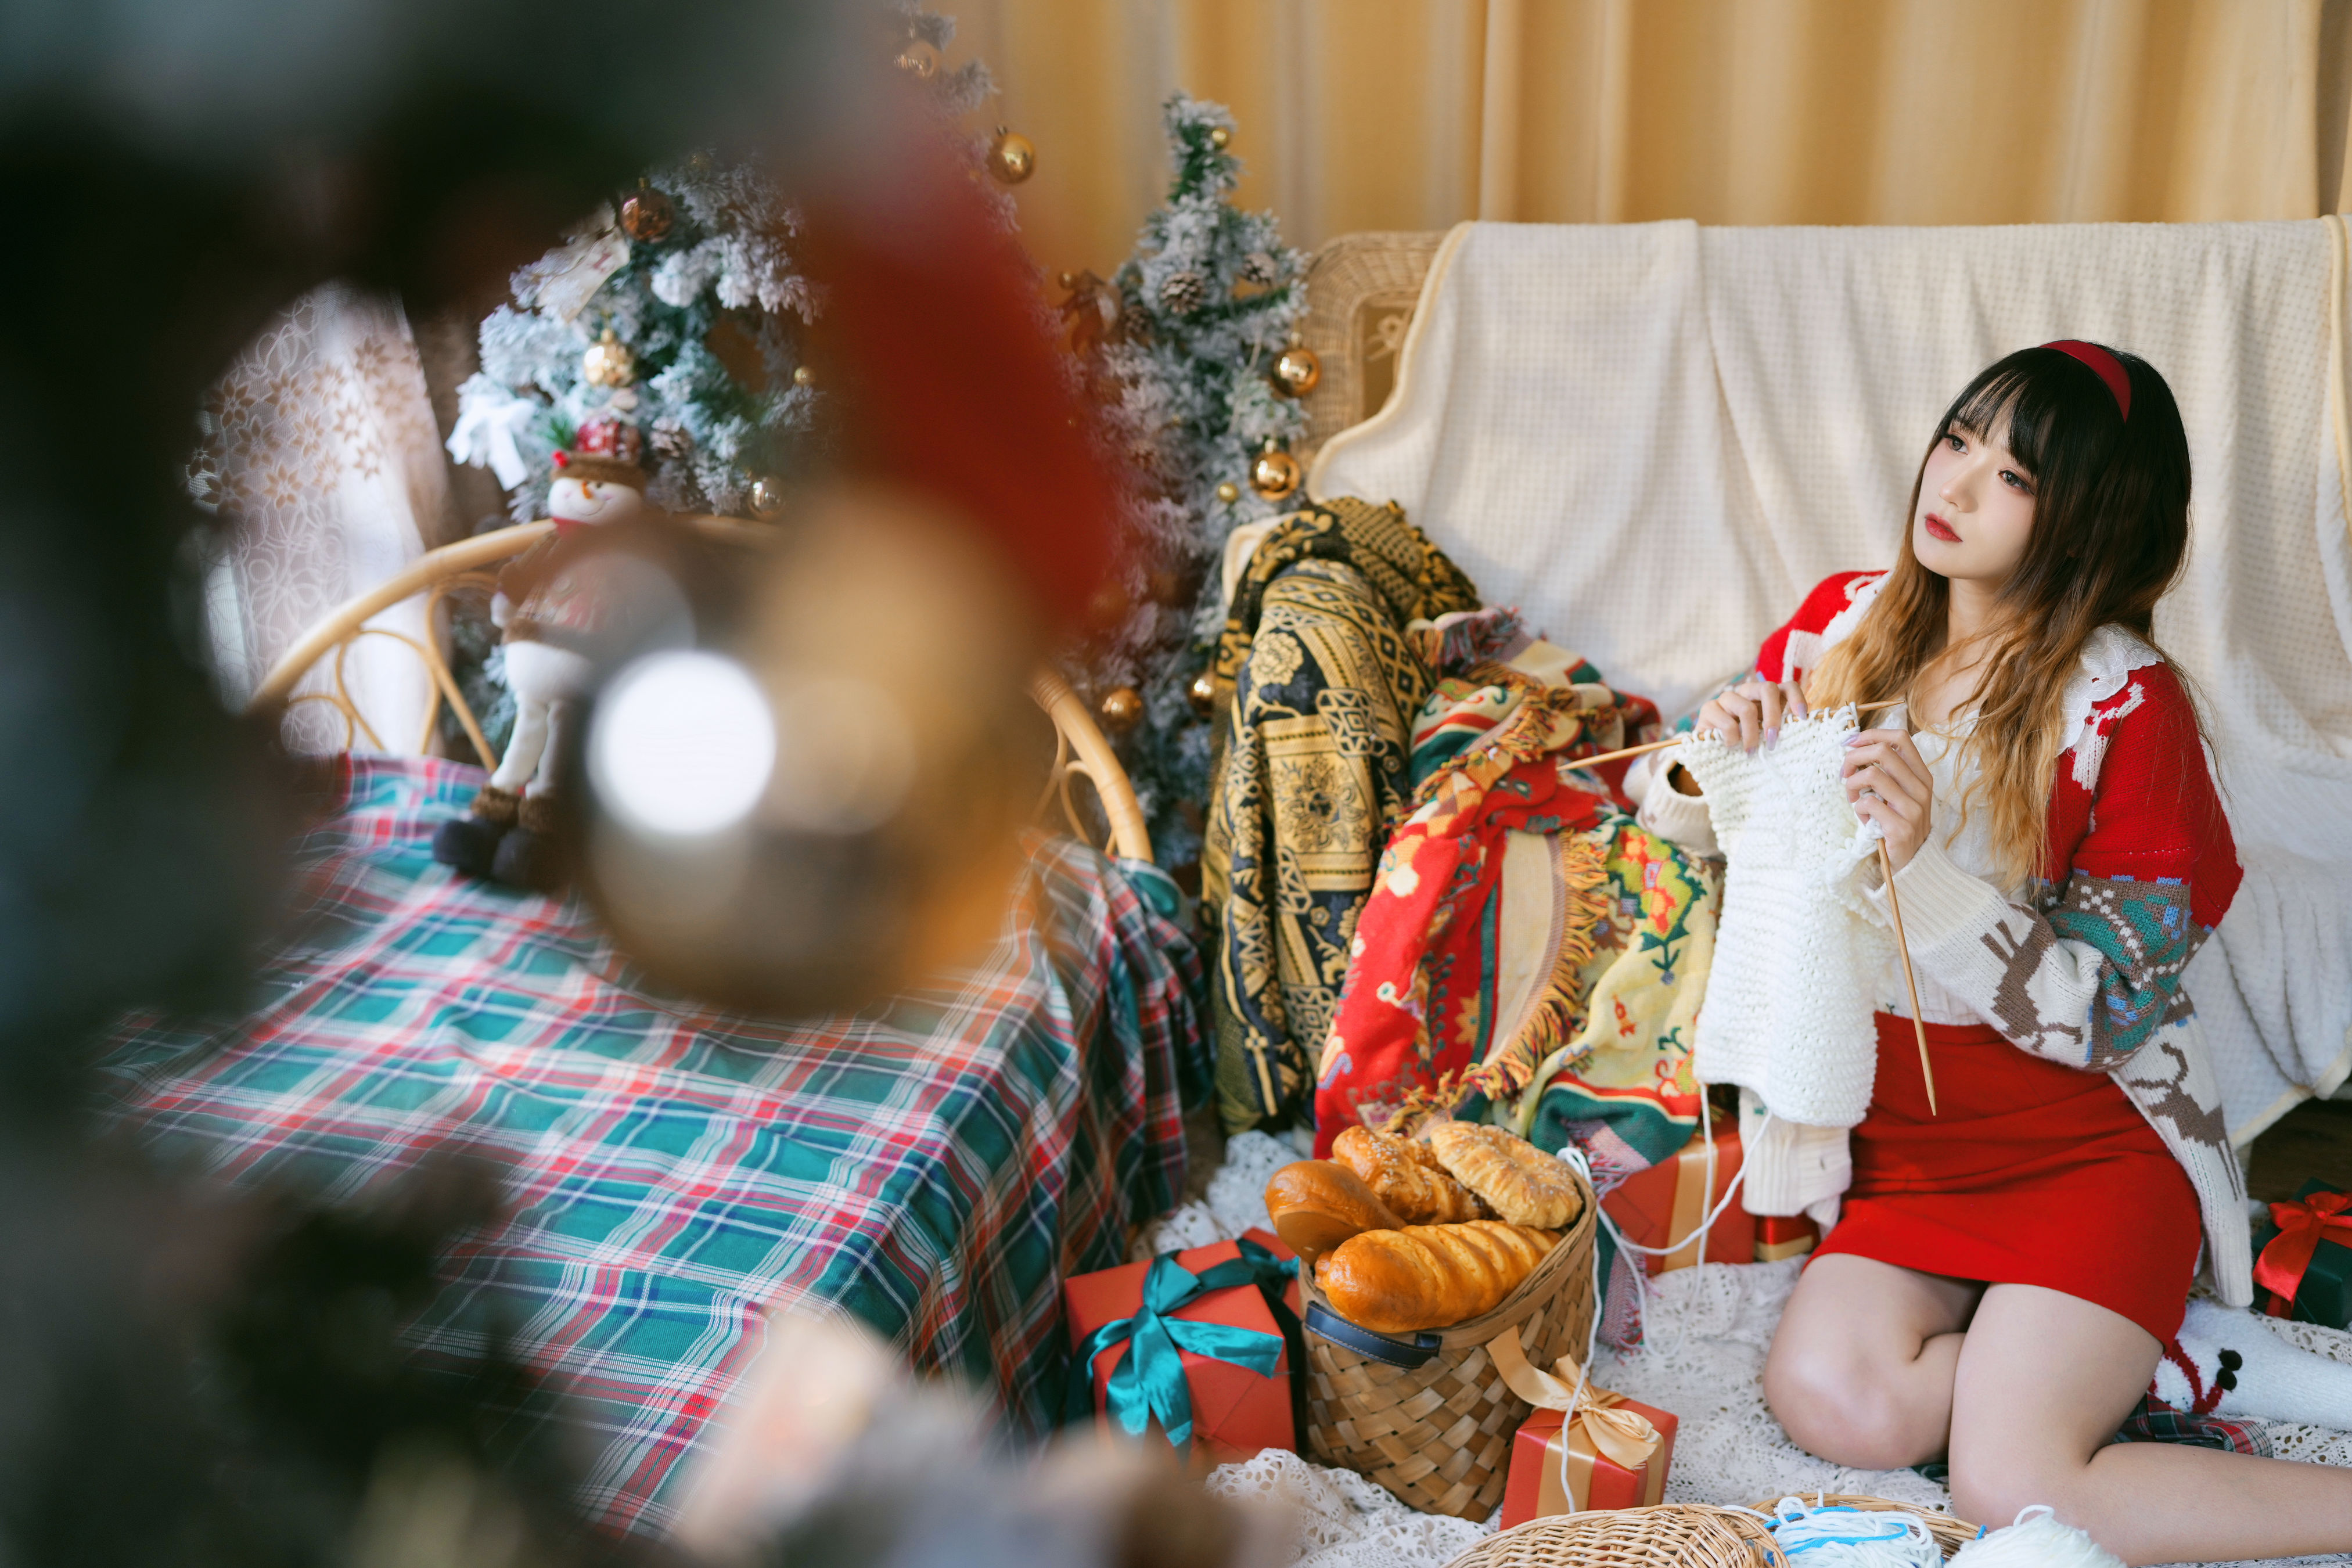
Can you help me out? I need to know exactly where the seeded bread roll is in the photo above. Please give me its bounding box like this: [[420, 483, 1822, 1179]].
[[1332, 1124, 1484, 1224]]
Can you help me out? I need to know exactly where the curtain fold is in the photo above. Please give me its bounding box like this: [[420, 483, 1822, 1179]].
[[951, 0, 2352, 276]]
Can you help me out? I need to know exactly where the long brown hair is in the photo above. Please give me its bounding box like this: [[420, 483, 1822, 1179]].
[[1807, 344, 2196, 890]]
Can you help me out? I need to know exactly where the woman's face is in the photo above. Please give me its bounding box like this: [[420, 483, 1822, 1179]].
[[1914, 413, 2037, 588]]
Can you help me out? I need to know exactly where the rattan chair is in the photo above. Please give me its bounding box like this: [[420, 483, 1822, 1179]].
[[243, 519, 1152, 862]]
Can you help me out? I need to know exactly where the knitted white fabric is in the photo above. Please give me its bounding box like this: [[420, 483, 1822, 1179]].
[[1682, 709, 1894, 1131]]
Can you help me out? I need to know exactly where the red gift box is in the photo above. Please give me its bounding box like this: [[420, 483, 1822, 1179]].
[[1498, 1396, 1678, 1524], [1601, 1123, 1752, 1274], [1754, 1214, 1819, 1263], [1063, 1233, 1296, 1467]]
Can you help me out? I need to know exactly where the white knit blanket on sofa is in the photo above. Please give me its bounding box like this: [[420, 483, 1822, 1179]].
[[1307, 218, 2352, 1143]]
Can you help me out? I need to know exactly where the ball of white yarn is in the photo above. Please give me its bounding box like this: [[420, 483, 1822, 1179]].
[[1764, 1498, 1941, 1567], [1949, 1506, 2125, 1568]]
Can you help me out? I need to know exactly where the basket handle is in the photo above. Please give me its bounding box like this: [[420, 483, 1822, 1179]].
[[1304, 1303, 1443, 1369]]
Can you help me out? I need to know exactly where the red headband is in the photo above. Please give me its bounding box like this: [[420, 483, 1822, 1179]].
[[2043, 340, 2131, 421]]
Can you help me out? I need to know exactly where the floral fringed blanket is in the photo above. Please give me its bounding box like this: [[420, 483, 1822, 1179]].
[[1313, 628, 1720, 1179], [1202, 498, 1480, 1135]]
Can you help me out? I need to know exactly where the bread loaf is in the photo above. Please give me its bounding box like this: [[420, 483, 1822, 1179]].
[[1425, 1121, 1587, 1229], [1263, 1160, 1407, 1265], [1313, 1220, 1560, 1333], [1332, 1124, 1484, 1224]]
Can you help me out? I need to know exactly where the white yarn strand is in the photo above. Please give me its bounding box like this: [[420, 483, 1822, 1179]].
[[1763, 1497, 1941, 1568]]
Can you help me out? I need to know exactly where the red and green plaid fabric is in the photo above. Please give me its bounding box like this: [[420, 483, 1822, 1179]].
[[98, 756, 1204, 1538]]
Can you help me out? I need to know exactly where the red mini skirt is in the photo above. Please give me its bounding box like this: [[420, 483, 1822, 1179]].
[[1810, 1013, 2200, 1342]]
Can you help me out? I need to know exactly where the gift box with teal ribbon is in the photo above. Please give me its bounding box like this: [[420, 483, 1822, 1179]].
[[1063, 1232, 1301, 1467]]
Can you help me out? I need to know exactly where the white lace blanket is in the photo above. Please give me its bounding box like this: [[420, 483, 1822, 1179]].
[[1171, 1135, 2350, 1568]]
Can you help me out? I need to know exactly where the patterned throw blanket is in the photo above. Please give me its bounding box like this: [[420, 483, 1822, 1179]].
[[98, 757, 1203, 1537], [1202, 498, 1480, 1134], [1314, 639, 1722, 1180]]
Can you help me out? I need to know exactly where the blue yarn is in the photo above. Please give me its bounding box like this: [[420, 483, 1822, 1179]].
[[1764, 1499, 1943, 1567]]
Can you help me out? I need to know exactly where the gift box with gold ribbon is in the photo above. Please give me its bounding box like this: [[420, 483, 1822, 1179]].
[[1754, 1213, 1819, 1263], [2256, 1181, 2352, 1330], [1599, 1122, 1752, 1275], [1491, 1325, 1677, 1526]]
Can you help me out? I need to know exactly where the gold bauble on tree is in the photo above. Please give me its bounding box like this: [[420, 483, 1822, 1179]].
[[1097, 686, 1145, 733], [1215, 481, 1241, 505], [1188, 669, 1217, 718], [986, 127, 1035, 185], [1272, 344, 1322, 398], [1249, 442, 1303, 502], [1209, 126, 1231, 149], [583, 328, 636, 389], [792, 364, 815, 388], [748, 477, 788, 520], [894, 39, 941, 78], [619, 181, 674, 242]]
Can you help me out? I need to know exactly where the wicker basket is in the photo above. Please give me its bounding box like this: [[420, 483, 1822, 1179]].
[[1747, 1493, 1983, 1558], [1443, 1505, 1784, 1568], [1297, 1168, 1599, 1519]]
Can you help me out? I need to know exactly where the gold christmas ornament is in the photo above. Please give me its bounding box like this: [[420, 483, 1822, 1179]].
[[792, 364, 816, 388], [1215, 481, 1241, 505], [618, 182, 674, 243], [1188, 669, 1217, 718], [1096, 685, 1145, 733], [1085, 581, 1128, 629], [1272, 344, 1322, 398], [749, 476, 788, 520], [1249, 444, 1303, 502], [1209, 126, 1231, 149], [894, 39, 940, 79], [582, 328, 636, 389], [986, 127, 1035, 186]]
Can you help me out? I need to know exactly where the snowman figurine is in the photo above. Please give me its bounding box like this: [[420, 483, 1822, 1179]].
[[434, 443, 664, 887]]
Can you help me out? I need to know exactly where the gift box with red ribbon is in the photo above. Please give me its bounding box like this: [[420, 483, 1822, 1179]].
[[1062, 1231, 1301, 1468], [1601, 1122, 1752, 1275], [2256, 1180, 2352, 1330], [1754, 1214, 1819, 1263], [1490, 1325, 1677, 1526]]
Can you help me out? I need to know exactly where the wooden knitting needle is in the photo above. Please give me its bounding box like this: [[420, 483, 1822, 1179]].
[[1569, 699, 1905, 772], [1878, 839, 1939, 1116]]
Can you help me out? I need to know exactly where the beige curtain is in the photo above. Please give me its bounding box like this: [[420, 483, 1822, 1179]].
[[945, 0, 2352, 278]]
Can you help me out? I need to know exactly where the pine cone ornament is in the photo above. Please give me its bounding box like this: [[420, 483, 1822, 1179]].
[[1239, 250, 1278, 287], [1119, 296, 1154, 344], [1159, 269, 1207, 317], [650, 418, 693, 459]]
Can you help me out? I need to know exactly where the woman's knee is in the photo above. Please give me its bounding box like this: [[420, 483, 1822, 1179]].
[[1763, 1342, 1940, 1470], [1945, 1441, 2085, 1535]]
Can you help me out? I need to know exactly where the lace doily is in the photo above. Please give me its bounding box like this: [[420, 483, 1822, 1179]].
[[1168, 1141, 2351, 1568]]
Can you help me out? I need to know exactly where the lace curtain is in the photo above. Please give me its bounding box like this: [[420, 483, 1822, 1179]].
[[191, 284, 452, 755]]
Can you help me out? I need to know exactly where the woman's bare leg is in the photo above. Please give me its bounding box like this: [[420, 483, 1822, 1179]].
[[1948, 1284, 2352, 1564], [1763, 1253, 1981, 1469]]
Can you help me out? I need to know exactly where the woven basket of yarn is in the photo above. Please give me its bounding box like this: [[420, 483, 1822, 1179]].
[[1749, 1494, 1984, 1559], [1297, 1164, 1598, 1519], [1440, 1504, 1782, 1568]]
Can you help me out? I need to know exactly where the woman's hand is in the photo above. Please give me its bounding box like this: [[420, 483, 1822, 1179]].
[[1842, 728, 1933, 869], [1696, 678, 1809, 753]]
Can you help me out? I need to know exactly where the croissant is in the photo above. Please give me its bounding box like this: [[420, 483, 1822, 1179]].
[[1313, 1220, 1560, 1334], [1425, 1120, 1587, 1229], [1264, 1160, 1407, 1265], [1332, 1124, 1485, 1224]]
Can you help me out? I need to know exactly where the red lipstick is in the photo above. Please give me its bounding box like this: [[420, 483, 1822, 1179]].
[[1923, 513, 1961, 543]]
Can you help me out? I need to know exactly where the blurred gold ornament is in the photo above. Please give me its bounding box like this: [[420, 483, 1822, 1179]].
[[986, 127, 1035, 185], [1097, 686, 1144, 732], [895, 39, 940, 78], [1148, 567, 1184, 605], [619, 182, 674, 242], [583, 328, 636, 389], [749, 476, 787, 519], [1086, 581, 1128, 629], [792, 364, 816, 388], [1249, 444, 1302, 501], [1209, 126, 1231, 149], [1188, 669, 1217, 718], [1272, 345, 1322, 398], [1215, 481, 1240, 505]]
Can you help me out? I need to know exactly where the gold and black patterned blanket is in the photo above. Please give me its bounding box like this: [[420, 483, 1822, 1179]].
[[1201, 497, 1480, 1132]]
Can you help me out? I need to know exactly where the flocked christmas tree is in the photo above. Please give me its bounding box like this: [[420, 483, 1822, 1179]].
[[1069, 95, 1312, 873], [442, 6, 1028, 753]]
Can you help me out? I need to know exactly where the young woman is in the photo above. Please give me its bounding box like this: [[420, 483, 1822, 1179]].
[[1628, 343, 2352, 1562]]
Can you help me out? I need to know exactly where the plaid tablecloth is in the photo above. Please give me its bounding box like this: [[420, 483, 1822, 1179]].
[[99, 756, 1204, 1537]]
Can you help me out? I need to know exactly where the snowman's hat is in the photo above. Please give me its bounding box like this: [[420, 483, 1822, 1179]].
[[551, 449, 648, 491]]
